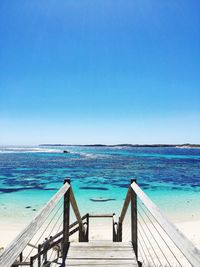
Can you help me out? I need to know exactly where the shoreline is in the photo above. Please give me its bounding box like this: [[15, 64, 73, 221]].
[[1, 187, 200, 249], [1, 218, 200, 251]]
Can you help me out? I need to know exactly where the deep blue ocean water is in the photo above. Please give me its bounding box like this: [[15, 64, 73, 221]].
[[0, 146, 200, 223]]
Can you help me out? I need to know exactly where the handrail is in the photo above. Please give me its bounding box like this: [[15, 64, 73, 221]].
[[118, 186, 131, 224], [70, 188, 85, 232], [41, 214, 88, 248], [27, 243, 37, 249], [89, 213, 113, 218], [131, 181, 200, 267], [31, 237, 63, 262], [31, 220, 88, 263], [0, 182, 70, 267]]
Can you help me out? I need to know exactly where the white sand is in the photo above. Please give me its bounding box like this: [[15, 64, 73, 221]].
[[175, 220, 200, 250], [0, 222, 27, 249], [1, 217, 200, 267], [1, 219, 200, 248]]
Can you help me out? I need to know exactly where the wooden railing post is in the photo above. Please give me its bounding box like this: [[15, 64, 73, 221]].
[[131, 179, 138, 260], [79, 224, 84, 242], [118, 219, 122, 242], [30, 256, 33, 267], [19, 252, 23, 262], [85, 213, 89, 242], [62, 178, 70, 263], [112, 213, 118, 242], [37, 244, 42, 267]]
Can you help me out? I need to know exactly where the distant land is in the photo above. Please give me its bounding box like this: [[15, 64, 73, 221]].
[[39, 144, 200, 148]]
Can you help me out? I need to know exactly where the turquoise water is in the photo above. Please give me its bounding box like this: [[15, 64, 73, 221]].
[[0, 146, 200, 224]]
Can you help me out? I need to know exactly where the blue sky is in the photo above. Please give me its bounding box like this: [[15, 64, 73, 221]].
[[0, 0, 200, 145]]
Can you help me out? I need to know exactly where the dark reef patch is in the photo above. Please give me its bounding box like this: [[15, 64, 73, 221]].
[[80, 186, 109, 191], [0, 187, 58, 194], [90, 198, 116, 202]]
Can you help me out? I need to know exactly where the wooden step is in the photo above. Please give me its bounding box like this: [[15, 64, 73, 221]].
[[64, 241, 138, 266]]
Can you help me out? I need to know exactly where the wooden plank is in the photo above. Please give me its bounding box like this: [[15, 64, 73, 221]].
[[70, 188, 85, 232], [131, 180, 137, 259], [85, 213, 89, 241], [131, 182, 200, 267], [41, 214, 87, 248], [67, 243, 136, 259], [89, 214, 113, 218], [67, 250, 136, 259], [65, 241, 138, 266], [0, 182, 70, 267], [31, 237, 63, 261], [27, 243, 37, 249], [68, 248, 134, 252], [118, 186, 131, 241], [70, 242, 132, 247], [63, 179, 70, 262], [10, 262, 31, 266], [65, 259, 138, 266], [119, 187, 131, 224], [66, 259, 138, 267]]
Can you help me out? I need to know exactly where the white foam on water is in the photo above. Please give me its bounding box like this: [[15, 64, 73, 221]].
[[0, 147, 62, 154]]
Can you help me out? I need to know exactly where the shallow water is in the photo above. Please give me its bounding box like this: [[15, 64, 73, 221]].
[[0, 146, 200, 224]]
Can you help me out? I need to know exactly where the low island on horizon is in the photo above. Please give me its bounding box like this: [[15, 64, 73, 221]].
[[39, 143, 200, 148]]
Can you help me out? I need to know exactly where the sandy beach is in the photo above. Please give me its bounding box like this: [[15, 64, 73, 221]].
[[0, 197, 200, 267], [1, 217, 200, 250]]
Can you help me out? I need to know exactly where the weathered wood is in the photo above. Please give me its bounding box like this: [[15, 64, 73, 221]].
[[112, 213, 118, 242], [118, 187, 132, 242], [70, 188, 85, 241], [62, 179, 70, 263], [67, 250, 136, 258], [65, 241, 138, 266], [69, 213, 87, 229], [65, 261, 138, 266], [10, 262, 31, 266], [28, 243, 37, 249], [41, 214, 88, 248], [30, 257, 33, 267], [85, 213, 89, 242], [19, 252, 23, 262], [0, 182, 70, 267], [37, 244, 41, 267], [69, 226, 80, 236], [70, 241, 132, 247], [70, 188, 84, 226], [118, 220, 122, 242], [31, 237, 63, 261], [118, 187, 131, 224], [89, 214, 113, 218], [69, 247, 134, 251], [131, 181, 200, 267], [131, 179, 138, 260]]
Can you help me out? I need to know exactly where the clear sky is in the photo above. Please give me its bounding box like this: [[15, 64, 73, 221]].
[[0, 0, 200, 145]]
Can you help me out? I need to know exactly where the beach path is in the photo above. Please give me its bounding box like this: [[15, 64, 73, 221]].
[[62, 241, 138, 266]]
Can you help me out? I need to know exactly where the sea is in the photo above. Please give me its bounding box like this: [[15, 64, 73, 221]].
[[0, 145, 200, 225]]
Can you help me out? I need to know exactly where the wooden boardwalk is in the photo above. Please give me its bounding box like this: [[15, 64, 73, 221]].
[[62, 241, 138, 266], [1, 179, 200, 267]]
